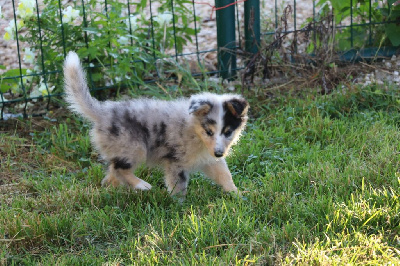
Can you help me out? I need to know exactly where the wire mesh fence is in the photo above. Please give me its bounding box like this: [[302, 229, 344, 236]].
[[0, 0, 399, 119]]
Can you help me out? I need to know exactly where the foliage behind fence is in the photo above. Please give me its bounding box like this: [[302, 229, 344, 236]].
[[0, 0, 399, 119]]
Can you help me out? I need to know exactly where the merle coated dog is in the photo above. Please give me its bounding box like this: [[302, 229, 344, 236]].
[[64, 52, 249, 196]]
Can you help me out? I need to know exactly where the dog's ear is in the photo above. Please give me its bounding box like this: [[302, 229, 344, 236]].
[[224, 98, 249, 118], [189, 100, 213, 117]]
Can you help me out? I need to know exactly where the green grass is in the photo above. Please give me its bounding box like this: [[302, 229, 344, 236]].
[[1, 85, 400, 264]]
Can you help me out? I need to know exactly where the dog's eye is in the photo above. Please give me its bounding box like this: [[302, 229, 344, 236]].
[[205, 129, 214, 136], [224, 129, 233, 136], [223, 127, 233, 136]]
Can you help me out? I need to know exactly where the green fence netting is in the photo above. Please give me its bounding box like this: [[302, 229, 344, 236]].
[[0, 0, 399, 119]]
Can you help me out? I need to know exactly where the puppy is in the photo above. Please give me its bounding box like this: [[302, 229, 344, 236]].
[[63, 52, 249, 196]]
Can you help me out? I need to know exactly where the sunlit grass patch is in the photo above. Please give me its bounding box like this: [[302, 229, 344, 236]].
[[287, 182, 400, 265]]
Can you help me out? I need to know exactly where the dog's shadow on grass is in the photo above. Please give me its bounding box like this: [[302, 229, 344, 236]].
[[95, 177, 242, 214]]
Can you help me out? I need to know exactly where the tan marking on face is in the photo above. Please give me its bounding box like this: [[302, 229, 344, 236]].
[[194, 122, 219, 157], [192, 104, 211, 116], [195, 120, 234, 157], [226, 102, 238, 117]]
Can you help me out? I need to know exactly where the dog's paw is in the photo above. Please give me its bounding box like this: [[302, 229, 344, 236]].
[[223, 185, 238, 194], [225, 189, 247, 201], [101, 175, 120, 187], [134, 180, 152, 191], [171, 194, 186, 204]]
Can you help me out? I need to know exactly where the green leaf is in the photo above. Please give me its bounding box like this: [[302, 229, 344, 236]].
[[87, 47, 99, 58], [0, 65, 6, 70], [91, 72, 103, 82], [77, 47, 89, 57], [340, 7, 351, 13], [184, 28, 196, 35], [306, 42, 315, 54], [380, 8, 390, 17], [2, 69, 27, 78], [389, 10, 400, 18], [0, 84, 11, 93], [385, 23, 400, 46], [83, 27, 100, 34]]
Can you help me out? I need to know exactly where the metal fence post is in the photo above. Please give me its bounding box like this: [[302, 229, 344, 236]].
[[215, 0, 237, 80], [244, 0, 260, 54]]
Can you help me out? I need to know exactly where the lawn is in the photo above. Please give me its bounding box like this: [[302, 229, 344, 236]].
[[1, 85, 400, 264]]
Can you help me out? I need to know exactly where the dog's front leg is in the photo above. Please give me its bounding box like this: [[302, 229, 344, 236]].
[[200, 159, 238, 193], [164, 165, 189, 197]]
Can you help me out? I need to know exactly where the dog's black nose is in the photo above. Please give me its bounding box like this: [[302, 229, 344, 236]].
[[214, 151, 224, 157]]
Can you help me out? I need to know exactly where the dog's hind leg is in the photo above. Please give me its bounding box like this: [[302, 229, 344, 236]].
[[102, 167, 120, 187], [101, 149, 152, 190], [116, 169, 152, 190], [102, 164, 152, 190], [200, 160, 238, 193]]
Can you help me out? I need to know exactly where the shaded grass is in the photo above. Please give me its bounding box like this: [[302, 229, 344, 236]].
[[1, 85, 400, 264]]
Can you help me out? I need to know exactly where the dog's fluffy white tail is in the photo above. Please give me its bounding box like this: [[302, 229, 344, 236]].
[[64, 51, 102, 122]]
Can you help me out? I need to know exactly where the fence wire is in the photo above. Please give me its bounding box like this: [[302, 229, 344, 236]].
[[0, 0, 399, 119]]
